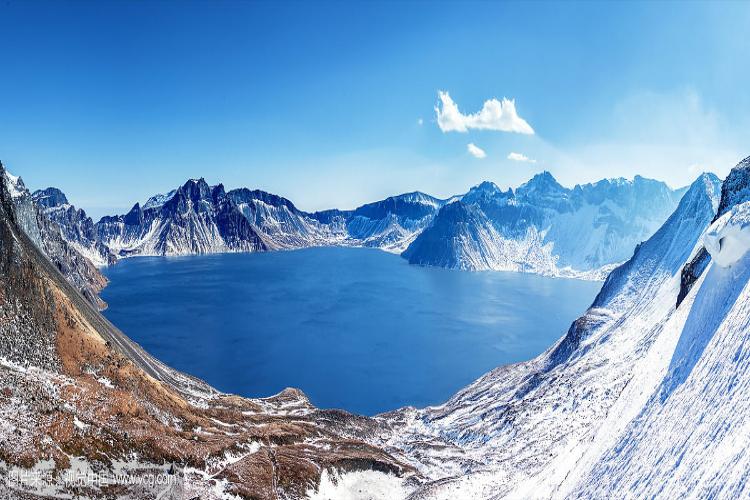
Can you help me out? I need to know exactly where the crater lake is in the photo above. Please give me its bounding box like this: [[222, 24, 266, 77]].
[[101, 247, 601, 415]]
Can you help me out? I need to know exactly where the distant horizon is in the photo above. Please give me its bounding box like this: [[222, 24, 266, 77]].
[[8, 161, 715, 222], [2, 2, 748, 221]]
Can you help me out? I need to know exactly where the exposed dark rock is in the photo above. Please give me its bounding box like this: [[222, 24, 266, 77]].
[[4, 165, 109, 309], [677, 157, 750, 307]]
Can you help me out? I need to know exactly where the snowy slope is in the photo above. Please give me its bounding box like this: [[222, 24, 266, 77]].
[[228, 187, 349, 248], [405, 172, 685, 278], [368, 172, 724, 499], [403, 200, 559, 274], [342, 192, 446, 252], [560, 158, 750, 498]]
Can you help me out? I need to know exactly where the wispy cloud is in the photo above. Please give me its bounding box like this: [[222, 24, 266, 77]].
[[435, 91, 534, 134], [548, 88, 742, 187], [507, 152, 536, 163], [417, 118, 424, 126], [467, 143, 487, 159]]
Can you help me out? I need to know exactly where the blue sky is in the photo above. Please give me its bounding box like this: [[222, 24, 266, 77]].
[[2, 1, 749, 219]]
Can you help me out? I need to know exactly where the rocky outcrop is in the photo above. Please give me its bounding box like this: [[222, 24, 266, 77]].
[[677, 159, 750, 306], [3, 167, 109, 309], [32, 187, 117, 267]]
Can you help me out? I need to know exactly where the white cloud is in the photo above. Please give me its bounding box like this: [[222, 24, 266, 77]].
[[417, 118, 424, 126], [507, 152, 536, 163], [467, 143, 487, 159], [435, 91, 534, 134]]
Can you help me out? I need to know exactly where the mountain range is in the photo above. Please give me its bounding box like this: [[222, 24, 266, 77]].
[[3, 156, 750, 498], [405, 173, 686, 278], [21, 171, 687, 294]]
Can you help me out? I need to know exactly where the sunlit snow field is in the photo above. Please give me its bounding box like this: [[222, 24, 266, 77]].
[[102, 247, 600, 415]]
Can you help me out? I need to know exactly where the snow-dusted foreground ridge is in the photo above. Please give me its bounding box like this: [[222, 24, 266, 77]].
[[358, 160, 750, 499], [32, 171, 685, 280]]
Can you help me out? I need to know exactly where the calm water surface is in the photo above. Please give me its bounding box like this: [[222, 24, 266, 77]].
[[102, 247, 601, 415]]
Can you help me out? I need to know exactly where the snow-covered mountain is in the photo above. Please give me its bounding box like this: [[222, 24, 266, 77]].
[[95, 178, 446, 257], [2, 168, 110, 309], [41, 172, 683, 280], [8, 157, 750, 499], [405, 172, 686, 278], [31, 187, 116, 267], [311, 191, 447, 252], [336, 164, 750, 499], [96, 178, 269, 256]]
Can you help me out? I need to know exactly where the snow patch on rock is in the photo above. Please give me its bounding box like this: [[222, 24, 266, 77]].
[[307, 469, 413, 500], [3, 170, 23, 199], [705, 201, 750, 268]]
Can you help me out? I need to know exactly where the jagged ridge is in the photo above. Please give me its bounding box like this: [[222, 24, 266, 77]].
[[37, 171, 687, 283], [404, 172, 686, 278]]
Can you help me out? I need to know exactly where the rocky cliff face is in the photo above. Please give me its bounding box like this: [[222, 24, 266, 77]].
[[3, 168, 109, 310], [95, 181, 446, 258], [404, 172, 687, 277], [31, 187, 116, 267], [677, 156, 750, 305], [0, 165, 414, 499], [95, 178, 270, 256]]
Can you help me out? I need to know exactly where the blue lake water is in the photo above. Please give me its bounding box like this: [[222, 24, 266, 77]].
[[101, 247, 601, 415]]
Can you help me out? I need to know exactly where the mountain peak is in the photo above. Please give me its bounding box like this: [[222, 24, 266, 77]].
[[525, 170, 562, 188], [182, 177, 209, 188], [123, 202, 144, 225], [536, 170, 556, 180], [473, 180, 501, 193], [31, 187, 69, 208], [179, 177, 212, 202], [143, 189, 177, 210], [516, 171, 568, 207], [461, 181, 512, 206], [387, 191, 443, 208], [211, 183, 226, 202], [2, 166, 26, 200]]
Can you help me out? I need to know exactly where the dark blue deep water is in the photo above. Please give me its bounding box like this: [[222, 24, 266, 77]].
[[101, 248, 601, 415]]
